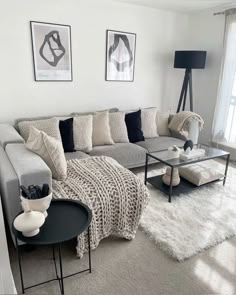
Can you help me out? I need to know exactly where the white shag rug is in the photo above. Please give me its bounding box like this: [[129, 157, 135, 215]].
[[135, 161, 236, 261]]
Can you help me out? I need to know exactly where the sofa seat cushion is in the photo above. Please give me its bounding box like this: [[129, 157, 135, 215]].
[[65, 151, 91, 161], [136, 136, 184, 153], [89, 143, 147, 168]]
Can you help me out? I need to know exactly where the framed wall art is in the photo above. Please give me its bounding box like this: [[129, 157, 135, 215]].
[[105, 30, 136, 82], [30, 21, 73, 81]]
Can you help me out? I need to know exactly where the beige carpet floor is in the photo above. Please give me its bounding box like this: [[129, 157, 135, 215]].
[[8, 161, 236, 295], [8, 226, 236, 295]]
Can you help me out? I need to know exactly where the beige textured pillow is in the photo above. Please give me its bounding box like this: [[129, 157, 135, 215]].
[[156, 111, 170, 136], [18, 117, 61, 141], [179, 160, 224, 186], [141, 108, 158, 138], [92, 111, 114, 146], [73, 115, 93, 152], [109, 112, 129, 143], [26, 126, 67, 180]]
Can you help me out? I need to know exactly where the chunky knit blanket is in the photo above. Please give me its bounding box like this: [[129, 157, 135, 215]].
[[52, 156, 150, 257], [168, 111, 204, 138]]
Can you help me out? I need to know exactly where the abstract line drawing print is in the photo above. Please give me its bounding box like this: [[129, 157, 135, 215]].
[[30, 21, 72, 81], [39, 31, 66, 67], [106, 30, 136, 82], [108, 34, 133, 72]]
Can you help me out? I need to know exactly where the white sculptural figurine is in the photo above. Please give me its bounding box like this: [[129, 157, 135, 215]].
[[13, 199, 45, 237], [162, 167, 180, 186]]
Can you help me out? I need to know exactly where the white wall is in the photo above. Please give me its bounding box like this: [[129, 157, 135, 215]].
[[187, 10, 225, 143], [0, 0, 189, 122]]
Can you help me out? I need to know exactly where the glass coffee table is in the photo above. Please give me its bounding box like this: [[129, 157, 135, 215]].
[[144, 144, 230, 203]]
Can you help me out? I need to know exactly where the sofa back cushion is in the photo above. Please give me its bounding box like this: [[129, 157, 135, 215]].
[[71, 107, 119, 117], [0, 124, 25, 149], [125, 110, 144, 143], [92, 111, 114, 146], [109, 112, 129, 143], [26, 126, 67, 180], [73, 115, 93, 152], [18, 117, 61, 142]]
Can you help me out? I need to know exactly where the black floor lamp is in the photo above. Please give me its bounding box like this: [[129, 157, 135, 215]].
[[174, 50, 207, 113]]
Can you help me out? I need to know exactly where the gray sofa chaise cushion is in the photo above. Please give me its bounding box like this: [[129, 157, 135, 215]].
[[136, 137, 184, 153], [89, 143, 148, 169], [65, 151, 91, 161]]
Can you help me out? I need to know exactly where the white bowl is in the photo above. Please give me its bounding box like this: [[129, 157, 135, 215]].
[[20, 193, 52, 217]]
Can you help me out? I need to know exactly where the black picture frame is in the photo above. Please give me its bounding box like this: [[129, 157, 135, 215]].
[[105, 29, 136, 82], [30, 21, 73, 82]]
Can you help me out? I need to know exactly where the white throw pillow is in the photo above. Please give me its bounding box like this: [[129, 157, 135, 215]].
[[73, 115, 93, 152], [109, 112, 129, 143], [156, 111, 170, 136], [141, 108, 158, 138], [26, 126, 67, 180], [18, 117, 61, 141], [92, 111, 114, 146]]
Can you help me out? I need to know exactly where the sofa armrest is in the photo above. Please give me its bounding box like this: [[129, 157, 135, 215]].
[[169, 115, 200, 144], [0, 146, 21, 243], [0, 144, 52, 245], [5, 143, 52, 188], [0, 124, 24, 149]]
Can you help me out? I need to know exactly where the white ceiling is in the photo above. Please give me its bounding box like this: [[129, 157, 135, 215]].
[[116, 0, 236, 13]]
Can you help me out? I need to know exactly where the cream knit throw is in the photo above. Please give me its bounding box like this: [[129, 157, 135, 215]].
[[168, 111, 204, 138], [52, 156, 150, 257]]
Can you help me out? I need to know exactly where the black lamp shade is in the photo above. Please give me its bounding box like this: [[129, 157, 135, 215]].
[[174, 50, 206, 69]]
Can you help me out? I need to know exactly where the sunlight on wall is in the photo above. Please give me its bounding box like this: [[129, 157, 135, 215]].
[[194, 260, 234, 294]]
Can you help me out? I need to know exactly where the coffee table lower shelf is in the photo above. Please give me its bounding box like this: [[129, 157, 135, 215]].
[[146, 175, 222, 198]]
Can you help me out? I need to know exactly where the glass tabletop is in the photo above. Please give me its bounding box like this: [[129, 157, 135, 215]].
[[148, 144, 229, 167]]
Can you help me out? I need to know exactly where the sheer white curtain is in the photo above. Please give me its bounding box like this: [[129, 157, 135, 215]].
[[212, 9, 236, 143]]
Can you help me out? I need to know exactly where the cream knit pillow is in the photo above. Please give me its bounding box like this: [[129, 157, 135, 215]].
[[18, 117, 61, 141], [141, 108, 158, 138], [109, 112, 129, 143], [73, 115, 93, 152], [92, 111, 114, 146], [26, 126, 67, 180]]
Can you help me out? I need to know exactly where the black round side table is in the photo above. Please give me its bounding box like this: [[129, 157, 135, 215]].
[[12, 199, 92, 295]]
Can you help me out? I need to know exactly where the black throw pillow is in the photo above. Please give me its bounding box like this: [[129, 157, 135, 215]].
[[125, 110, 144, 143], [59, 118, 75, 153]]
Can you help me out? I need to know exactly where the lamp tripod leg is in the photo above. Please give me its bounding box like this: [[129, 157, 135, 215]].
[[182, 72, 189, 111], [189, 70, 193, 111], [177, 72, 188, 113]]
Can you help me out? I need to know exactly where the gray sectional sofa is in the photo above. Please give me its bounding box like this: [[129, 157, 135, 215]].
[[0, 109, 200, 242]]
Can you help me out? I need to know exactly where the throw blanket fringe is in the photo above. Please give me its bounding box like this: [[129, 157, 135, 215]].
[[52, 156, 150, 257], [169, 111, 204, 138]]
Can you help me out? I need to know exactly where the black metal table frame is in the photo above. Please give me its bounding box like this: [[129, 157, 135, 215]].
[[144, 150, 230, 203], [15, 226, 91, 295]]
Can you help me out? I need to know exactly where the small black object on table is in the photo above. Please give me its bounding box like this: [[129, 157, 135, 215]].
[[12, 199, 92, 295]]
